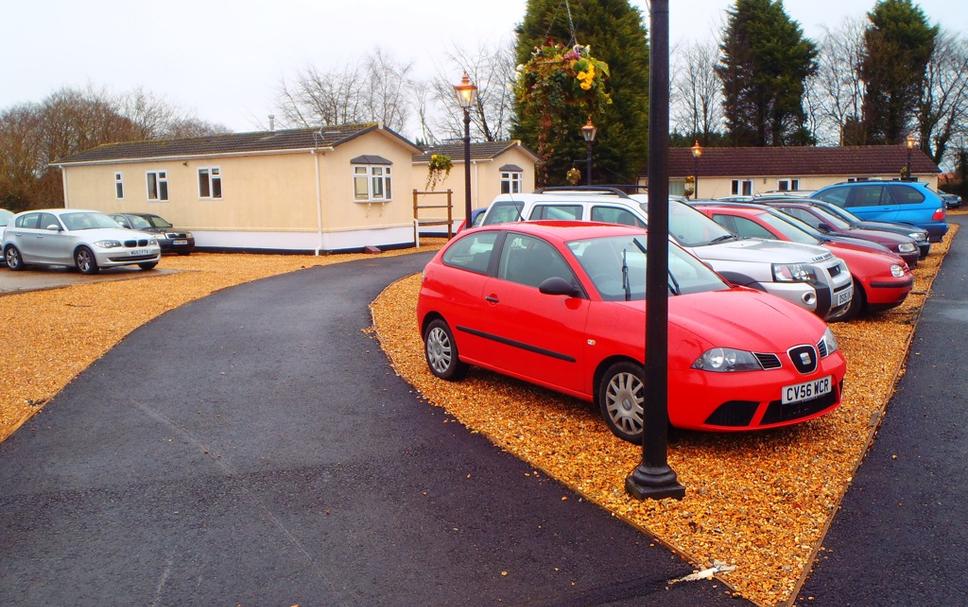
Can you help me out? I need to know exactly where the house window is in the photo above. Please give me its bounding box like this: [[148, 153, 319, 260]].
[[777, 178, 800, 192], [114, 172, 124, 199], [731, 179, 753, 196], [353, 165, 392, 202], [500, 171, 522, 194], [198, 167, 222, 199], [146, 170, 168, 201]]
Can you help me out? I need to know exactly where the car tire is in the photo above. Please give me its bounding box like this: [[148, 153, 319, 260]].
[[75, 247, 99, 274], [138, 262, 158, 270], [598, 361, 649, 443], [423, 318, 468, 381], [838, 279, 867, 321], [5, 245, 24, 271]]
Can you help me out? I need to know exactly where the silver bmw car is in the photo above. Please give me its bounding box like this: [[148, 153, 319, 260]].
[[3, 209, 161, 274]]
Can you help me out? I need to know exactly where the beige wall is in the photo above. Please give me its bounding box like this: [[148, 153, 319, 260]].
[[61, 130, 420, 249], [643, 173, 940, 199], [413, 146, 537, 225]]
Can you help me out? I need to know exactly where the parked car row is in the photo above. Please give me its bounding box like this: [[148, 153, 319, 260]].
[[419, 182, 949, 443], [1, 209, 192, 274]]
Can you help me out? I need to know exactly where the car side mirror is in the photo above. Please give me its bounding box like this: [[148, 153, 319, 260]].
[[45, 224, 62, 232], [538, 276, 580, 298]]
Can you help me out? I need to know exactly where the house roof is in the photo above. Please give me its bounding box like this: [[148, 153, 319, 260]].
[[54, 123, 421, 165], [414, 140, 539, 163], [658, 145, 941, 178]]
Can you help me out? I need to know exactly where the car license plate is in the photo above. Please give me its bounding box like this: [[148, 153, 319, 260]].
[[782, 376, 832, 404], [836, 286, 853, 306], [131, 248, 150, 256], [173, 239, 188, 245]]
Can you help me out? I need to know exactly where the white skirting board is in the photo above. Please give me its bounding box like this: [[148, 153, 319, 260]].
[[192, 227, 415, 252]]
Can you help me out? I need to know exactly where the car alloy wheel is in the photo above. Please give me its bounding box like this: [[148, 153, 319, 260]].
[[5, 246, 23, 270], [599, 362, 646, 442], [75, 247, 99, 274], [423, 319, 467, 380]]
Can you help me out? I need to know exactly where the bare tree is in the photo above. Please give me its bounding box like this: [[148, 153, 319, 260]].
[[806, 20, 867, 145], [428, 39, 516, 142], [276, 48, 413, 132], [672, 40, 723, 142], [916, 31, 968, 166]]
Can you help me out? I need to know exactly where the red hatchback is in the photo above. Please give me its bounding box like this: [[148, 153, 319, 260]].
[[696, 204, 914, 319], [417, 222, 846, 442]]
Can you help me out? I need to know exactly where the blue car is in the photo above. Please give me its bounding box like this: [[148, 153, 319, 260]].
[[811, 181, 948, 242]]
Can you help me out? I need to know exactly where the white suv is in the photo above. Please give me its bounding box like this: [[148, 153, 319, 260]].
[[477, 188, 854, 319]]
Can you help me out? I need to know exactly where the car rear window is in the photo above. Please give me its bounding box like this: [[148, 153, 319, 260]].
[[590, 206, 645, 227], [15, 213, 40, 228], [482, 201, 524, 225], [442, 231, 499, 274], [886, 185, 925, 204], [529, 204, 583, 221]]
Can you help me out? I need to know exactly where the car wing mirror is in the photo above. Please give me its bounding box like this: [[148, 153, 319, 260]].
[[538, 276, 581, 298], [45, 224, 62, 231]]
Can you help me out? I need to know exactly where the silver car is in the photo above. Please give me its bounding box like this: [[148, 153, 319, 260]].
[[0, 209, 12, 265], [3, 209, 161, 274]]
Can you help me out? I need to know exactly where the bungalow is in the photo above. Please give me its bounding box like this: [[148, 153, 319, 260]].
[[642, 145, 941, 199], [53, 124, 424, 252]]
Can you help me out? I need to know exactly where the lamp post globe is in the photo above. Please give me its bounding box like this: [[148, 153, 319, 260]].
[[454, 73, 478, 226], [905, 133, 916, 180], [581, 118, 597, 186], [690, 139, 703, 199]]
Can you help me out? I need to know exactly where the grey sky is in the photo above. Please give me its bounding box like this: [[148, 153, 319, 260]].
[[3, 0, 963, 140]]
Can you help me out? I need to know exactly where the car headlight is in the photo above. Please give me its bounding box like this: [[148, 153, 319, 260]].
[[185, 232, 193, 238], [692, 347, 762, 372], [897, 242, 916, 253], [891, 264, 905, 277], [909, 232, 927, 242], [94, 240, 122, 248], [772, 263, 818, 284], [821, 327, 839, 356], [148, 238, 158, 246]]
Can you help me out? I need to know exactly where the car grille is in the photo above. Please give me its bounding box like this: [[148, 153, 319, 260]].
[[817, 338, 828, 358], [760, 383, 841, 425], [705, 401, 759, 427], [124, 239, 149, 247], [828, 264, 841, 277], [788, 345, 818, 374], [109, 254, 156, 262], [165, 232, 187, 239], [754, 352, 782, 369]]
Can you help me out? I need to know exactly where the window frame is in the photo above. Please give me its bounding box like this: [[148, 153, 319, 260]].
[[500, 171, 522, 194], [114, 172, 124, 199], [731, 179, 753, 196], [197, 166, 222, 200], [352, 164, 392, 203], [146, 169, 169, 202], [777, 178, 800, 192]]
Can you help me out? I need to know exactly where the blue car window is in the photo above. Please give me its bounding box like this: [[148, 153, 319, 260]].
[[816, 186, 849, 207], [886, 185, 925, 205], [847, 185, 884, 207]]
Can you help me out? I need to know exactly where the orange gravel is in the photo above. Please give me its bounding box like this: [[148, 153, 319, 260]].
[[370, 225, 958, 607], [0, 242, 444, 443]]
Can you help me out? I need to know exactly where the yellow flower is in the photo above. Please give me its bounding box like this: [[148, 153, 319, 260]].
[[580, 81, 592, 90], [577, 70, 588, 81]]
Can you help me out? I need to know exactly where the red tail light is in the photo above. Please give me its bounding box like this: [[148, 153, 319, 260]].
[[933, 207, 946, 221]]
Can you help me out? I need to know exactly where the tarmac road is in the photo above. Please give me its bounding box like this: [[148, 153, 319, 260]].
[[0, 252, 739, 606]]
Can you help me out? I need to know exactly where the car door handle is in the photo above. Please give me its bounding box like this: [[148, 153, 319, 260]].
[[484, 295, 500, 304]]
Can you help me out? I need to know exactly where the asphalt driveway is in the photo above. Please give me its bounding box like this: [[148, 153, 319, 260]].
[[0, 253, 737, 606]]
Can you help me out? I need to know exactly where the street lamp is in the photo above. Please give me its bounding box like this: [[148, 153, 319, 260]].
[[626, 0, 685, 501], [454, 73, 478, 226], [581, 118, 597, 186], [690, 139, 703, 199], [906, 133, 916, 180]]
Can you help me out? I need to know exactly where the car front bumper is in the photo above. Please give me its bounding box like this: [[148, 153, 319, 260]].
[[923, 222, 949, 243], [94, 246, 162, 267], [157, 236, 195, 253], [671, 352, 847, 431]]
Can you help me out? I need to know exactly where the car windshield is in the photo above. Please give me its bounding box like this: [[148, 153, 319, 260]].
[[567, 235, 728, 301], [756, 212, 822, 245], [640, 200, 737, 247], [127, 215, 153, 229], [60, 212, 121, 231], [145, 215, 173, 229], [0, 209, 12, 227], [811, 206, 852, 230]]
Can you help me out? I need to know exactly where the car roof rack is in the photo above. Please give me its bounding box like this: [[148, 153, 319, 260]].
[[534, 185, 632, 199]]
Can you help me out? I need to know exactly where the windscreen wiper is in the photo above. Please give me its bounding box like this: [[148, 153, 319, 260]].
[[622, 248, 631, 301], [668, 270, 681, 295], [708, 234, 736, 244]]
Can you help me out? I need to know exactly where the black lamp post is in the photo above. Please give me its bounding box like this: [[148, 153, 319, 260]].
[[625, 0, 685, 501], [454, 73, 478, 225], [906, 133, 916, 180], [581, 118, 597, 185], [691, 139, 703, 199]]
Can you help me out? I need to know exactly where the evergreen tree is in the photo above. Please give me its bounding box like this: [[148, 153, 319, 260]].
[[512, 0, 649, 185], [716, 0, 817, 146], [860, 0, 937, 144]]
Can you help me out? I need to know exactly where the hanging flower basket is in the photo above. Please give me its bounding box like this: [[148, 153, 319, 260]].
[[566, 167, 582, 185], [426, 153, 453, 191]]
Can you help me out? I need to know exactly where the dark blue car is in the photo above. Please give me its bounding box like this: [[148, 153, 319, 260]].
[[811, 181, 948, 242]]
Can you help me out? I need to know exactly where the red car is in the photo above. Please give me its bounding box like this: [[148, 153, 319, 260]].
[[417, 222, 846, 442], [695, 204, 914, 319]]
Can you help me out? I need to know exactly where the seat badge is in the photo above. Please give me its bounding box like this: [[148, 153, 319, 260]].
[[800, 352, 812, 365]]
